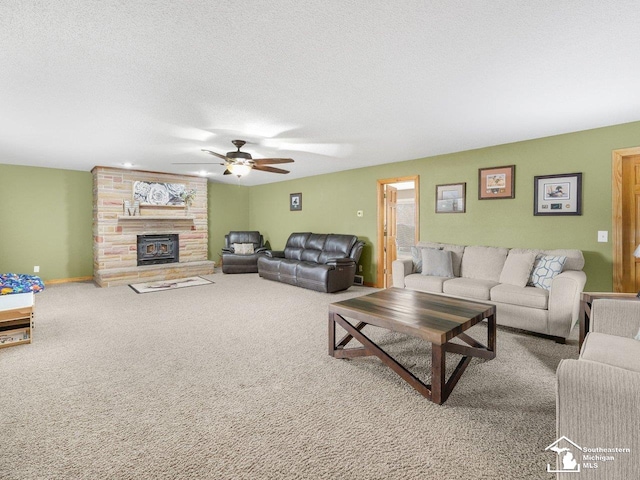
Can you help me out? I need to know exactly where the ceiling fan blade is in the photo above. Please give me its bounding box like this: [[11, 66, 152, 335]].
[[202, 149, 230, 161], [253, 165, 290, 174], [171, 162, 222, 165], [253, 158, 295, 165]]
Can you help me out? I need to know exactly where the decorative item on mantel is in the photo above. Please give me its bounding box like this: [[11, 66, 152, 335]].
[[123, 200, 140, 216], [180, 189, 196, 212]]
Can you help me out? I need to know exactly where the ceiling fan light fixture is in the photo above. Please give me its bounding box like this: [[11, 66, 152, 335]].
[[228, 163, 252, 177]]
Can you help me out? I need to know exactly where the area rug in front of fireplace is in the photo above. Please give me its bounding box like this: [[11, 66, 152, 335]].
[[129, 276, 214, 294]]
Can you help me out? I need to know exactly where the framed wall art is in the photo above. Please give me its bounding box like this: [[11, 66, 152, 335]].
[[133, 181, 187, 206], [290, 192, 302, 211], [436, 183, 466, 213], [534, 173, 582, 216], [478, 165, 515, 199]]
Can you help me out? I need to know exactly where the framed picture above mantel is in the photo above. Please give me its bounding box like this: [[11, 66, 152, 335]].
[[533, 173, 582, 216], [478, 165, 515, 200]]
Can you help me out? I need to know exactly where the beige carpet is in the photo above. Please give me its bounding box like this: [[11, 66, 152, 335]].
[[0, 273, 578, 479]]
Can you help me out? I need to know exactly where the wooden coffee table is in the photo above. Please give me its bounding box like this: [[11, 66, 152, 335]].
[[328, 288, 496, 404]]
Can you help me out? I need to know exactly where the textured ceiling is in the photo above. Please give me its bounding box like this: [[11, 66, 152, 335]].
[[2, 1, 640, 185]]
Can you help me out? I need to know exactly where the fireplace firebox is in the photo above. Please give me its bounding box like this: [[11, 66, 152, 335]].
[[137, 234, 179, 266]]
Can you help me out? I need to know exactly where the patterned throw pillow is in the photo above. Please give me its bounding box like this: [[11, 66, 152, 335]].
[[529, 255, 567, 290], [233, 243, 255, 255]]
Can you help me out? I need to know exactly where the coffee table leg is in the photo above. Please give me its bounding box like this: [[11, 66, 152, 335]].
[[328, 312, 336, 356], [431, 344, 446, 404], [487, 312, 496, 355]]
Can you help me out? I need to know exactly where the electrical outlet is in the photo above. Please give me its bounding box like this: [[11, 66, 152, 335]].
[[597, 231, 608, 243], [34, 266, 40, 273], [358, 265, 363, 272]]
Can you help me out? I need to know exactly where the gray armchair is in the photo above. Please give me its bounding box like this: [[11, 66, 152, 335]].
[[221, 231, 267, 274], [555, 299, 640, 478]]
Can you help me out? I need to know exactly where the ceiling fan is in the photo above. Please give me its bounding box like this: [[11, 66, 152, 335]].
[[175, 140, 294, 177]]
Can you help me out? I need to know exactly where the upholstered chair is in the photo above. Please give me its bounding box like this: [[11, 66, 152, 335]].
[[221, 231, 267, 274], [555, 299, 640, 478]]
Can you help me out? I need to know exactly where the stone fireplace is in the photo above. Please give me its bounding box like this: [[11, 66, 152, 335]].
[[92, 167, 215, 287]]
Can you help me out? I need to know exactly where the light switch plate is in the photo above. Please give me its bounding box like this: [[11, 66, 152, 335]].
[[597, 231, 608, 242]]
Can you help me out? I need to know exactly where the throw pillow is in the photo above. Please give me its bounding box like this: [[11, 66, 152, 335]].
[[410, 246, 424, 273], [421, 248, 454, 277], [529, 255, 567, 290], [233, 243, 255, 255], [411, 245, 442, 273], [499, 252, 536, 287]]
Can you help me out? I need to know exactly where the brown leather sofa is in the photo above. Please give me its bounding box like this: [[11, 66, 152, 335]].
[[221, 231, 267, 274], [257, 232, 364, 293]]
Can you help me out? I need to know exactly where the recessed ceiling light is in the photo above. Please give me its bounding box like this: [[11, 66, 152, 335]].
[[122, 162, 133, 168], [198, 170, 209, 177]]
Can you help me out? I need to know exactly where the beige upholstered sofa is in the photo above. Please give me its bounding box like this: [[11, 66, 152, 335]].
[[392, 242, 587, 342], [555, 299, 640, 479]]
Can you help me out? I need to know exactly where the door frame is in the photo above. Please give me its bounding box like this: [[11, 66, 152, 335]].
[[376, 175, 420, 288], [612, 146, 640, 292]]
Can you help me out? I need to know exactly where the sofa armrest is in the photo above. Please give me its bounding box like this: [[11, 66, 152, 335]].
[[556, 359, 640, 477], [255, 247, 268, 254], [325, 258, 356, 266], [265, 250, 285, 258], [392, 259, 413, 288], [591, 299, 640, 338], [548, 270, 587, 339], [222, 247, 234, 254]]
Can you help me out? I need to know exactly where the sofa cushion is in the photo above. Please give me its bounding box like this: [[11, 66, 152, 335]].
[[301, 249, 321, 263], [421, 249, 454, 277], [318, 234, 357, 263], [490, 284, 549, 310], [228, 231, 262, 247], [442, 277, 499, 301], [278, 259, 299, 285], [404, 273, 448, 294], [300, 234, 327, 263], [284, 232, 311, 260], [461, 246, 508, 282], [441, 244, 465, 277], [529, 255, 567, 290], [580, 332, 640, 373], [499, 252, 536, 287], [543, 249, 584, 271]]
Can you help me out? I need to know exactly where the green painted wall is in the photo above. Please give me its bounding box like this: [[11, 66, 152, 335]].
[[2, 120, 639, 288], [248, 121, 640, 291], [0, 164, 93, 281], [208, 182, 250, 265]]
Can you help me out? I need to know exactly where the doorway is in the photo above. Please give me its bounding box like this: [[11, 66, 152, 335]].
[[376, 176, 420, 288], [612, 147, 640, 292]]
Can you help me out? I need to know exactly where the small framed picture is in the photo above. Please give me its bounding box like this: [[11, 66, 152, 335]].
[[478, 165, 515, 199], [534, 173, 582, 216], [436, 183, 466, 213], [290, 193, 302, 211]]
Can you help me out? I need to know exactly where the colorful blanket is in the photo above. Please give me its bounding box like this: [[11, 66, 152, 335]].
[[0, 273, 45, 295]]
